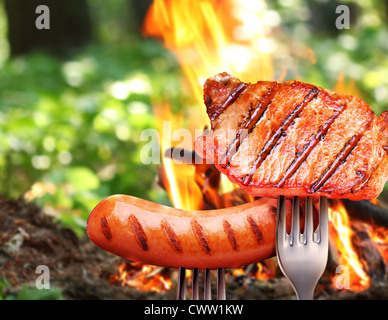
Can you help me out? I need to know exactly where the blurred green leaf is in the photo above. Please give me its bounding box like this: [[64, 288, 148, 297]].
[[65, 167, 100, 192], [57, 212, 87, 238], [0, 278, 11, 300], [15, 285, 63, 300]]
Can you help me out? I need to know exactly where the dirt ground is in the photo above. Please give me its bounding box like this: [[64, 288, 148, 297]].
[[0, 196, 176, 299]]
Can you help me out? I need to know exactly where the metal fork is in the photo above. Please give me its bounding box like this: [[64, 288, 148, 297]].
[[177, 267, 226, 300], [276, 196, 329, 300]]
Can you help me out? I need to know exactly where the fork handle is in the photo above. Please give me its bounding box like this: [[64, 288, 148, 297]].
[[294, 286, 314, 300]]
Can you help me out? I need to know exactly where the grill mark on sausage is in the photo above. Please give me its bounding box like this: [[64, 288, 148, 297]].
[[209, 82, 248, 121], [275, 104, 346, 188], [161, 219, 183, 254], [129, 214, 149, 251], [220, 84, 277, 168], [309, 116, 373, 193], [247, 215, 264, 245], [101, 216, 112, 240], [191, 218, 211, 254], [222, 219, 239, 251], [241, 87, 320, 186]]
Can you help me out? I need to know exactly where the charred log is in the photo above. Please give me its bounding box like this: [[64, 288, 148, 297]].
[[351, 223, 387, 283], [340, 199, 388, 228]]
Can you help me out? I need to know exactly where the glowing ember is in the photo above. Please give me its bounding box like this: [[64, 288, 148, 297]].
[[232, 268, 245, 277], [110, 261, 172, 293], [228, 262, 273, 280]]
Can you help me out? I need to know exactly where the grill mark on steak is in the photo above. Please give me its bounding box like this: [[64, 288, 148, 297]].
[[350, 145, 387, 193], [350, 168, 374, 193], [129, 214, 149, 251], [220, 84, 277, 168], [275, 104, 346, 188], [241, 87, 320, 186], [191, 218, 211, 254], [101, 216, 112, 240], [161, 219, 183, 254], [209, 82, 248, 121], [222, 219, 239, 251], [309, 117, 373, 193], [247, 215, 264, 245]]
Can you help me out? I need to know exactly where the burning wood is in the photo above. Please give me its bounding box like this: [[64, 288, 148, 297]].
[[328, 199, 388, 292], [341, 199, 388, 228], [351, 223, 386, 284], [109, 261, 172, 293], [161, 146, 253, 209]]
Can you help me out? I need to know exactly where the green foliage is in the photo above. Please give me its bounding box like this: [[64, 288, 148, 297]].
[[0, 278, 11, 300], [1, 278, 63, 300], [0, 40, 182, 235], [6, 284, 63, 300]]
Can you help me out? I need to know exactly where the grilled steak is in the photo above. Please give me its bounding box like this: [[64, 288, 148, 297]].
[[195, 72, 388, 200]]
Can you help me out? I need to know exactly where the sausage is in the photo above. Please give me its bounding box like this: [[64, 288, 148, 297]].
[[87, 194, 293, 269]]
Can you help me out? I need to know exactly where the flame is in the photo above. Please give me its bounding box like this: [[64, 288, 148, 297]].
[[254, 263, 273, 280], [110, 261, 172, 293], [143, 0, 274, 111], [143, 0, 277, 197], [329, 200, 370, 291], [154, 105, 204, 210], [232, 268, 245, 277], [335, 71, 362, 98], [229, 262, 272, 280]]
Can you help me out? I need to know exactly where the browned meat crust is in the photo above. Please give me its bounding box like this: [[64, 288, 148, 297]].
[[196, 72, 388, 200]]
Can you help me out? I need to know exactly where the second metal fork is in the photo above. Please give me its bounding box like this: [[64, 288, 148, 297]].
[[177, 267, 226, 300], [276, 196, 329, 300]]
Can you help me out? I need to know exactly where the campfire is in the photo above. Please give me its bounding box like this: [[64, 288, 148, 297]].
[[107, 0, 388, 299], [110, 156, 388, 297]]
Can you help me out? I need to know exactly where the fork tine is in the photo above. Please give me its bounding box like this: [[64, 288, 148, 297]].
[[191, 268, 199, 300], [276, 195, 329, 300], [276, 195, 287, 244], [304, 196, 314, 242], [291, 196, 300, 246], [177, 267, 186, 300], [217, 268, 226, 300], [204, 268, 212, 300], [317, 196, 328, 244]]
